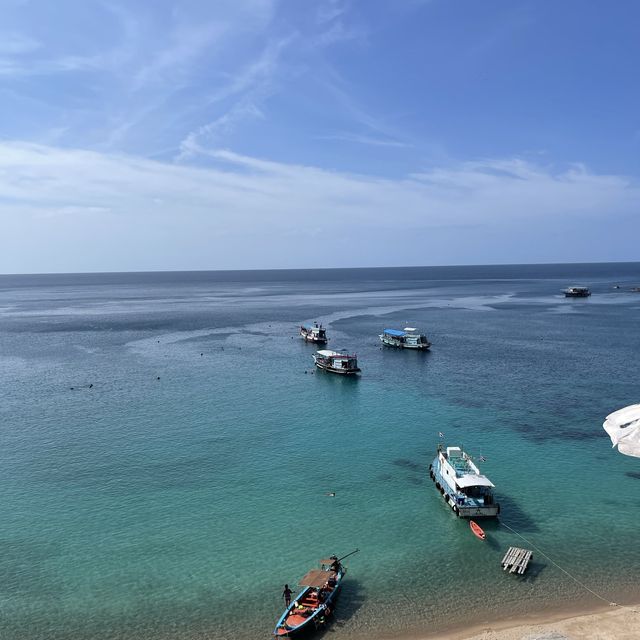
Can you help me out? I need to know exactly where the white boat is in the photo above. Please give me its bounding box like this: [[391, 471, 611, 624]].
[[429, 445, 499, 517], [312, 350, 360, 375], [379, 327, 431, 350], [563, 286, 591, 297], [300, 322, 327, 344]]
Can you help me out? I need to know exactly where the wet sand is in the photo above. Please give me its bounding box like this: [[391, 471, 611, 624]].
[[407, 603, 640, 640]]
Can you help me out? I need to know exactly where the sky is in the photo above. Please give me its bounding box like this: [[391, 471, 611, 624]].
[[0, 0, 639, 273]]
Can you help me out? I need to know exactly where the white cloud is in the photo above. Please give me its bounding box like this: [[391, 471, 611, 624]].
[[0, 142, 638, 272]]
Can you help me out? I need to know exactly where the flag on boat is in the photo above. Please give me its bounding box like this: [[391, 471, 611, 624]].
[[603, 404, 640, 459]]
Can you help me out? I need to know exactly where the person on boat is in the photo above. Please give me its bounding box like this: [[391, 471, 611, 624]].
[[329, 556, 340, 573], [282, 584, 292, 608]]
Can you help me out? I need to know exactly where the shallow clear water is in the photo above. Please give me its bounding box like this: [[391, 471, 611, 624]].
[[1, 264, 640, 639]]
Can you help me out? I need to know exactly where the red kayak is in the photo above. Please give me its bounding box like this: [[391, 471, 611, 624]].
[[470, 520, 486, 540]]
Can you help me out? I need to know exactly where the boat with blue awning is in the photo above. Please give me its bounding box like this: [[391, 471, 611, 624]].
[[379, 327, 431, 350]]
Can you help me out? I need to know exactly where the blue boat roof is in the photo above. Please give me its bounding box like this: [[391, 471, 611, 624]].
[[383, 328, 405, 337]]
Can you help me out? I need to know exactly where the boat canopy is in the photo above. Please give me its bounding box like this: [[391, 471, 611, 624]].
[[298, 569, 336, 588], [403, 327, 417, 332], [383, 329, 405, 337], [316, 349, 353, 359], [455, 475, 495, 488], [603, 404, 640, 458]]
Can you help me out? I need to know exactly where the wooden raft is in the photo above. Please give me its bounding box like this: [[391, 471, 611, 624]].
[[501, 546, 532, 574]]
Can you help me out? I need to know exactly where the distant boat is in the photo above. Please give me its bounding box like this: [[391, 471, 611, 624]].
[[429, 444, 500, 517], [470, 520, 485, 540], [631, 287, 640, 293], [274, 552, 357, 637], [312, 350, 360, 375], [300, 322, 327, 344], [379, 327, 431, 350], [563, 286, 591, 297]]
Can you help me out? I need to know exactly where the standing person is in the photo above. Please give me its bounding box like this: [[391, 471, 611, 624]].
[[282, 584, 293, 608]]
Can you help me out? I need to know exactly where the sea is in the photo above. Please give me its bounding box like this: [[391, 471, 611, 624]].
[[1, 263, 639, 640]]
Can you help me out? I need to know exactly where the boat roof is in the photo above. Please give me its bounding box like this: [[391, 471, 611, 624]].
[[383, 329, 405, 337], [316, 350, 354, 358], [298, 569, 336, 588], [456, 475, 495, 488], [403, 327, 417, 332]]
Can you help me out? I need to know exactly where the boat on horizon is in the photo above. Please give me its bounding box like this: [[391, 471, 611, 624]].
[[563, 286, 591, 297], [300, 322, 328, 344], [429, 444, 500, 518], [379, 327, 431, 350], [274, 552, 355, 637], [312, 349, 360, 375]]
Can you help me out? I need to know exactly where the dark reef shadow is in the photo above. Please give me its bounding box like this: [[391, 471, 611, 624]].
[[496, 494, 539, 533], [519, 560, 546, 583], [392, 458, 422, 472]]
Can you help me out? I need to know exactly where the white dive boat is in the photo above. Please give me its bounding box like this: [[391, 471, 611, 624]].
[[429, 445, 499, 517], [300, 322, 327, 344], [312, 350, 360, 375], [563, 286, 591, 297], [379, 327, 431, 350]]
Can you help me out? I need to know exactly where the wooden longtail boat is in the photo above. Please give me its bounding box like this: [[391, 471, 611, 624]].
[[274, 551, 358, 637], [470, 520, 486, 540]]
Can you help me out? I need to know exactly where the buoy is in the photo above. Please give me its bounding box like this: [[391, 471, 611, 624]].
[[157, 376, 160, 380]]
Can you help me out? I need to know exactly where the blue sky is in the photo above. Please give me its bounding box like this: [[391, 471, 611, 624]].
[[1, 0, 639, 273]]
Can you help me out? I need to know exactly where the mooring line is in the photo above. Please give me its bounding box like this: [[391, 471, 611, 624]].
[[499, 520, 638, 613]]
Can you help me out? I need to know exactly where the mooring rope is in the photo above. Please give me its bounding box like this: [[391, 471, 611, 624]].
[[499, 520, 638, 613]]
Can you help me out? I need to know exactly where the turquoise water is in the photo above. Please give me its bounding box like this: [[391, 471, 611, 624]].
[[1, 264, 640, 639]]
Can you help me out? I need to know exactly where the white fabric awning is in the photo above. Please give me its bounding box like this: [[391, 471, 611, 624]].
[[456, 475, 494, 488], [603, 404, 640, 459]]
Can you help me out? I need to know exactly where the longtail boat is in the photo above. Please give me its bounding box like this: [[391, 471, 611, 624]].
[[273, 550, 358, 637]]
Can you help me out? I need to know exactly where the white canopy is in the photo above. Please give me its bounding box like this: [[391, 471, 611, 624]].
[[456, 475, 495, 489], [603, 404, 640, 459]]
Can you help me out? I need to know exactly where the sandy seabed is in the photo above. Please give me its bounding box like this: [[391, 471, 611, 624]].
[[406, 604, 640, 640]]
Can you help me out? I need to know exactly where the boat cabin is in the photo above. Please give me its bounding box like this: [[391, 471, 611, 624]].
[[379, 327, 431, 349], [430, 446, 499, 517], [312, 349, 360, 375], [300, 322, 327, 343]]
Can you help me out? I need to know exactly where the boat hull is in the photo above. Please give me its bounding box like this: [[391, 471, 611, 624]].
[[314, 361, 360, 375], [301, 335, 328, 344], [429, 458, 499, 518]]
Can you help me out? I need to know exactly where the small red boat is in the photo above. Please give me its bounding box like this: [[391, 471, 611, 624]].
[[470, 520, 485, 540]]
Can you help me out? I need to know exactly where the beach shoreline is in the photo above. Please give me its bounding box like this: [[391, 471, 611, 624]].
[[370, 602, 640, 640]]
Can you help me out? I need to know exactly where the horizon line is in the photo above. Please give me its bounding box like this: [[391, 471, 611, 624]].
[[1, 260, 639, 278]]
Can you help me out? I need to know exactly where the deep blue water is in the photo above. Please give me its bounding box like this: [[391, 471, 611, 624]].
[[1, 263, 640, 640]]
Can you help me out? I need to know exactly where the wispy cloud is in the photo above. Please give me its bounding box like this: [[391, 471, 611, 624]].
[[177, 35, 293, 159], [318, 133, 410, 148], [1, 142, 638, 271]]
